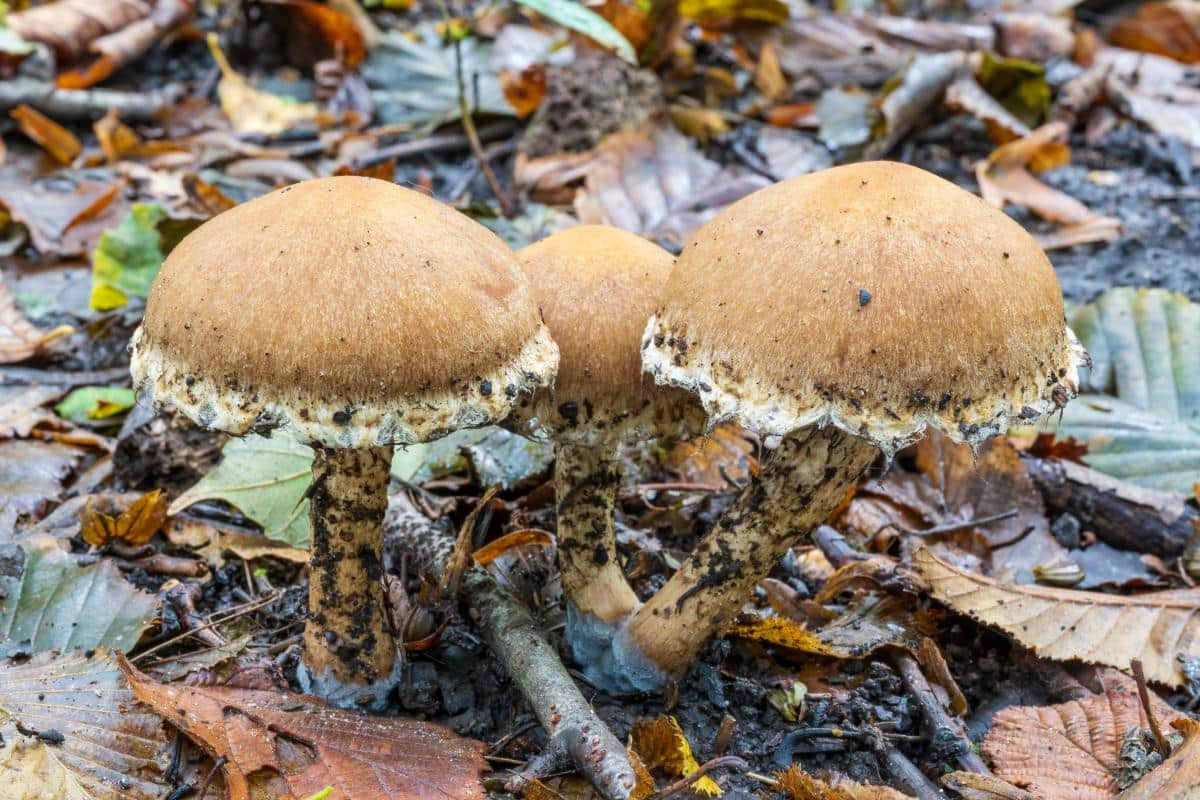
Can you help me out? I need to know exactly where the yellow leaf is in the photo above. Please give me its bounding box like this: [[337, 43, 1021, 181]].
[[630, 715, 721, 797], [79, 491, 168, 548], [776, 765, 913, 799], [670, 106, 728, 144], [206, 34, 323, 136], [9, 104, 81, 165], [678, 0, 788, 24], [89, 283, 129, 313]]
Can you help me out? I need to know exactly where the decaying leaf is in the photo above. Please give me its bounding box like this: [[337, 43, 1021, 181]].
[[915, 547, 1200, 687], [729, 595, 923, 659], [0, 440, 85, 518], [516, 0, 636, 64], [976, 122, 1121, 249], [472, 529, 554, 565], [775, 765, 913, 799], [0, 649, 171, 800], [982, 671, 1183, 799], [123, 659, 489, 800], [940, 771, 1039, 800], [8, 104, 82, 165], [0, 535, 159, 656], [1, 282, 51, 366], [629, 715, 722, 797], [89, 203, 172, 311], [208, 33, 324, 135], [165, 516, 310, 566], [664, 423, 756, 486], [1120, 718, 1200, 800], [866, 51, 965, 159], [0, 178, 125, 258], [678, 0, 789, 25], [0, 385, 67, 439], [1107, 1, 1200, 64], [80, 489, 167, 548], [169, 433, 314, 548]]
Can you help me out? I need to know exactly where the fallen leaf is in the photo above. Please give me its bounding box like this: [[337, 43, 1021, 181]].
[[977, 52, 1050, 129], [89, 203, 171, 311], [0, 649, 171, 800], [629, 715, 721, 797], [8, 104, 81, 165], [142, 634, 253, 683], [0, 385, 67, 438], [664, 422, 756, 486], [915, 547, 1200, 687], [983, 671, 1183, 799], [6, 0, 153, 63], [678, 0, 789, 25], [181, 173, 239, 216], [775, 765, 913, 799], [729, 594, 924, 659], [865, 51, 964, 159], [0, 282, 49, 366], [1107, 1, 1200, 64], [392, 426, 555, 488], [755, 40, 789, 103], [265, 0, 367, 68], [208, 33, 324, 136], [944, 75, 1032, 141], [754, 127, 832, 180], [49, 0, 194, 89], [0, 535, 158, 656], [940, 771, 1044, 800], [472, 529, 554, 565], [0, 178, 125, 258], [169, 433, 314, 548], [516, 0, 636, 63], [123, 658, 489, 800], [815, 86, 878, 148], [0, 440, 84, 518], [80, 489, 167, 548], [165, 516, 310, 566], [93, 109, 188, 164], [1120, 718, 1200, 799], [55, 386, 136, 423], [500, 65, 547, 118]]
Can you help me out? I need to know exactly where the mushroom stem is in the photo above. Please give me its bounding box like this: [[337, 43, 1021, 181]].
[[301, 445, 398, 708], [624, 425, 877, 681], [556, 443, 640, 626]]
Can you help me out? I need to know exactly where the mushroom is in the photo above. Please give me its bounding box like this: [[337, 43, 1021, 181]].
[[600, 161, 1088, 690], [131, 176, 558, 708], [513, 225, 700, 683]]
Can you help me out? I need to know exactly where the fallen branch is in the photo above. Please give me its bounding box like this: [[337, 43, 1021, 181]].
[[0, 78, 181, 121]]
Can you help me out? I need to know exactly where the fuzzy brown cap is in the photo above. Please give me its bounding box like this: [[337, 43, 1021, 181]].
[[514, 225, 700, 442], [131, 176, 558, 449], [642, 161, 1086, 454]]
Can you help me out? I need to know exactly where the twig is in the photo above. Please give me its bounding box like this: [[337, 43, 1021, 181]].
[[654, 756, 748, 799], [874, 509, 1018, 539], [0, 78, 180, 121], [0, 366, 131, 387], [890, 651, 990, 775], [451, 36, 513, 216], [1131, 659, 1172, 758], [349, 121, 514, 169], [814, 525, 867, 566], [133, 593, 279, 663], [116, 553, 208, 577], [879, 744, 944, 800], [195, 756, 226, 800], [439, 485, 498, 598]]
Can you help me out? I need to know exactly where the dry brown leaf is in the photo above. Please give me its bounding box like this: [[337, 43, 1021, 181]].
[[0, 283, 49, 367], [122, 657, 489, 800], [500, 65, 547, 119], [265, 0, 367, 68], [7, 0, 151, 63], [755, 40, 790, 104], [93, 110, 188, 164], [165, 516, 309, 566], [0, 385, 67, 439], [775, 765, 913, 799], [1107, 1, 1200, 64], [56, 0, 194, 89], [0, 178, 125, 258], [982, 671, 1183, 799], [915, 547, 1200, 687], [729, 595, 923, 659], [629, 715, 721, 797], [473, 528, 554, 565], [940, 771, 1039, 800], [0, 439, 85, 518], [8, 105, 82, 165], [81, 489, 167, 548], [1119, 718, 1200, 799], [665, 423, 756, 486], [0, 649, 171, 800]]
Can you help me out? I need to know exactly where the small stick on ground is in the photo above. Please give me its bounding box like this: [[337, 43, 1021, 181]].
[[1131, 658, 1172, 758], [879, 744, 944, 800], [655, 755, 748, 799], [890, 651, 991, 775]]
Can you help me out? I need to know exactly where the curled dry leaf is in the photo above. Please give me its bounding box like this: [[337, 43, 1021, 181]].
[[57, 0, 195, 89], [629, 715, 721, 797], [8, 105, 82, 165], [982, 671, 1182, 799], [775, 765, 913, 799], [940, 771, 1039, 800], [1119, 718, 1200, 800], [207, 34, 324, 136], [80, 489, 167, 548], [0, 385, 67, 439], [1106, 1, 1200, 64], [122, 658, 489, 800], [728, 595, 924, 660], [914, 547, 1200, 687], [0, 649, 171, 800], [0, 282, 51, 366], [165, 517, 309, 567]]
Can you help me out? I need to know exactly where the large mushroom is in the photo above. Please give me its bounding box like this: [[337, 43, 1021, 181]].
[[513, 225, 700, 683], [597, 161, 1088, 691], [131, 176, 558, 708]]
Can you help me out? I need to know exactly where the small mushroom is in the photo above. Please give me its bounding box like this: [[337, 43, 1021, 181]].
[[513, 226, 701, 682], [603, 161, 1088, 690], [131, 176, 558, 709]]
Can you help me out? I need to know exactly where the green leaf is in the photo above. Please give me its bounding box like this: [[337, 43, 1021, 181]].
[[89, 203, 167, 311], [514, 0, 637, 63], [978, 52, 1049, 129], [54, 386, 136, 423], [168, 434, 314, 548], [1044, 288, 1200, 492], [0, 536, 159, 657]]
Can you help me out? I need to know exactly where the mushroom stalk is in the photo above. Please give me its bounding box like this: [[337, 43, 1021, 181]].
[[555, 443, 640, 631], [623, 425, 877, 681], [302, 445, 398, 707]]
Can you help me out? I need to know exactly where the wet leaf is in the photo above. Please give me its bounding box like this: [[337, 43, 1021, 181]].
[[1047, 288, 1200, 492], [775, 765, 913, 799], [977, 52, 1050, 129], [165, 517, 309, 567], [0, 178, 125, 258], [0, 440, 84, 518], [0, 535, 158, 656], [629, 715, 721, 797], [516, 0, 636, 64], [914, 547, 1200, 687], [678, 0, 789, 25], [364, 27, 511, 130], [0, 281, 47, 366], [55, 386, 136, 423], [1120, 718, 1200, 800], [729, 595, 923, 659], [169, 433, 313, 548], [664, 422, 756, 486], [88, 203, 168, 311], [940, 772, 1039, 800], [983, 671, 1182, 799], [472, 529, 554, 565], [0, 649, 171, 800], [208, 33, 323, 135], [80, 489, 166, 548], [8, 104, 81, 165], [123, 658, 489, 800], [0, 385, 66, 439]]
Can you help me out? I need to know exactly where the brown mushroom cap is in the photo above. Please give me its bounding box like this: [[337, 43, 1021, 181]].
[[131, 176, 558, 449], [514, 225, 699, 442], [642, 161, 1086, 454]]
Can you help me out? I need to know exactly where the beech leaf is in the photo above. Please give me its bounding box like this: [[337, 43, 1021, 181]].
[[122, 658, 489, 800], [914, 547, 1200, 687], [775, 765, 913, 799], [630, 715, 722, 797]]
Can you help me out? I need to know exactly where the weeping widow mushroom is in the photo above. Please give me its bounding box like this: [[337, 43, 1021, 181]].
[[130, 176, 558, 709], [587, 161, 1089, 692]]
